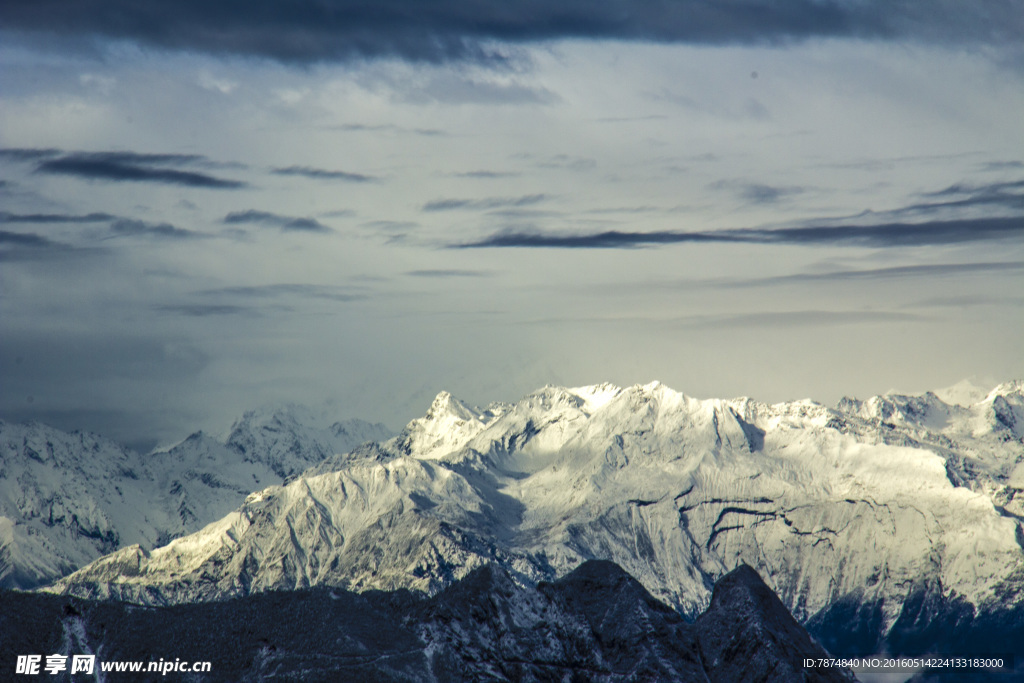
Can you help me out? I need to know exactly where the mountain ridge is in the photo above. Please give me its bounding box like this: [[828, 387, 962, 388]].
[[43, 379, 1024, 659]]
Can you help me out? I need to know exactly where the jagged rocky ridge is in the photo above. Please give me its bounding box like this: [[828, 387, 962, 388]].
[[3, 561, 854, 682], [0, 406, 391, 589], [43, 381, 1024, 655]]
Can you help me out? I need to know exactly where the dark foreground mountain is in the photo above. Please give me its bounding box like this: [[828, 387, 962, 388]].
[[2, 560, 853, 682]]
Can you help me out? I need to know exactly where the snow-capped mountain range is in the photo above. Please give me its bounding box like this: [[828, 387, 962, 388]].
[[44, 380, 1024, 652], [0, 405, 391, 589]]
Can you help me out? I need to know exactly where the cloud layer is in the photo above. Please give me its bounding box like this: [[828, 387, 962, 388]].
[[4, 0, 1021, 63]]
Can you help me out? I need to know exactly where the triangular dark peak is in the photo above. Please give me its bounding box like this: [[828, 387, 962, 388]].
[[547, 560, 707, 681], [552, 559, 680, 621], [697, 563, 856, 683]]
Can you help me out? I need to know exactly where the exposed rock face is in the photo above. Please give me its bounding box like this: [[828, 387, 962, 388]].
[[3, 561, 853, 682], [697, 564, 851, 682]]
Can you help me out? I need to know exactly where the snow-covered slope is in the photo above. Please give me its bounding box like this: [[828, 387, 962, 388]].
[[0, 407, 391, 589], [49, 381, 1024, 649]]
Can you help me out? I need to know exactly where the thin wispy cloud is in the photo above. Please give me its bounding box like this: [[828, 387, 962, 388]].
[[109, 219, 206, 239], [35, 152, 245, 189], [456, 217, 1024, 249], [223, 210, 332, 233], [406, 269, 491, 278], [331, 123, 446, 136], [711, 180, 807, 205], [978, 161, 1024, 172], [423, 194, 548, 212], [2, 0, 1018, 63], [525, 309, 924, 330], [455, 170, 520, 179], [691, 310, 925, 329], [719, 261, 1024, 289], [0, 230, 82, 262], [0, 211, 116, 224], [272, 166, 377, 182], [921, 179, 1024, 198], [199, 284, 366, 302], [0, 230, 56, 247], [531, 155, 596, 172], [153, 304, 255, 317], [0, 148, 63, 162]]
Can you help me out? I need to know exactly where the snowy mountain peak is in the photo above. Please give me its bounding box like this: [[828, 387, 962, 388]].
[[568, 382, 622, 413], [425, 391, 480, 422], [986, 380, 1024, 403], [397, 391, 488, 460], [934, 378, 991, 407]]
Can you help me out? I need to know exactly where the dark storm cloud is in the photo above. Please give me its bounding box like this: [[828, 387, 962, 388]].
[[0, 211, 116, 224], [2, 0, 1019, 63], [109, 218, 205, 239], [36, 152, 246, 188], [272, 166, 377, 182], [423, 194, 548, 212], [223, 210, 332, 233], [455, 216, 1024, 249]]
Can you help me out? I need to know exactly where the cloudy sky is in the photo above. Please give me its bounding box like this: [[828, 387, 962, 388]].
[[1, 1, 1022, 450]]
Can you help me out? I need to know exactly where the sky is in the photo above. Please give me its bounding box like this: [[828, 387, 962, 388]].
[[1, 0, 1022, 451]]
